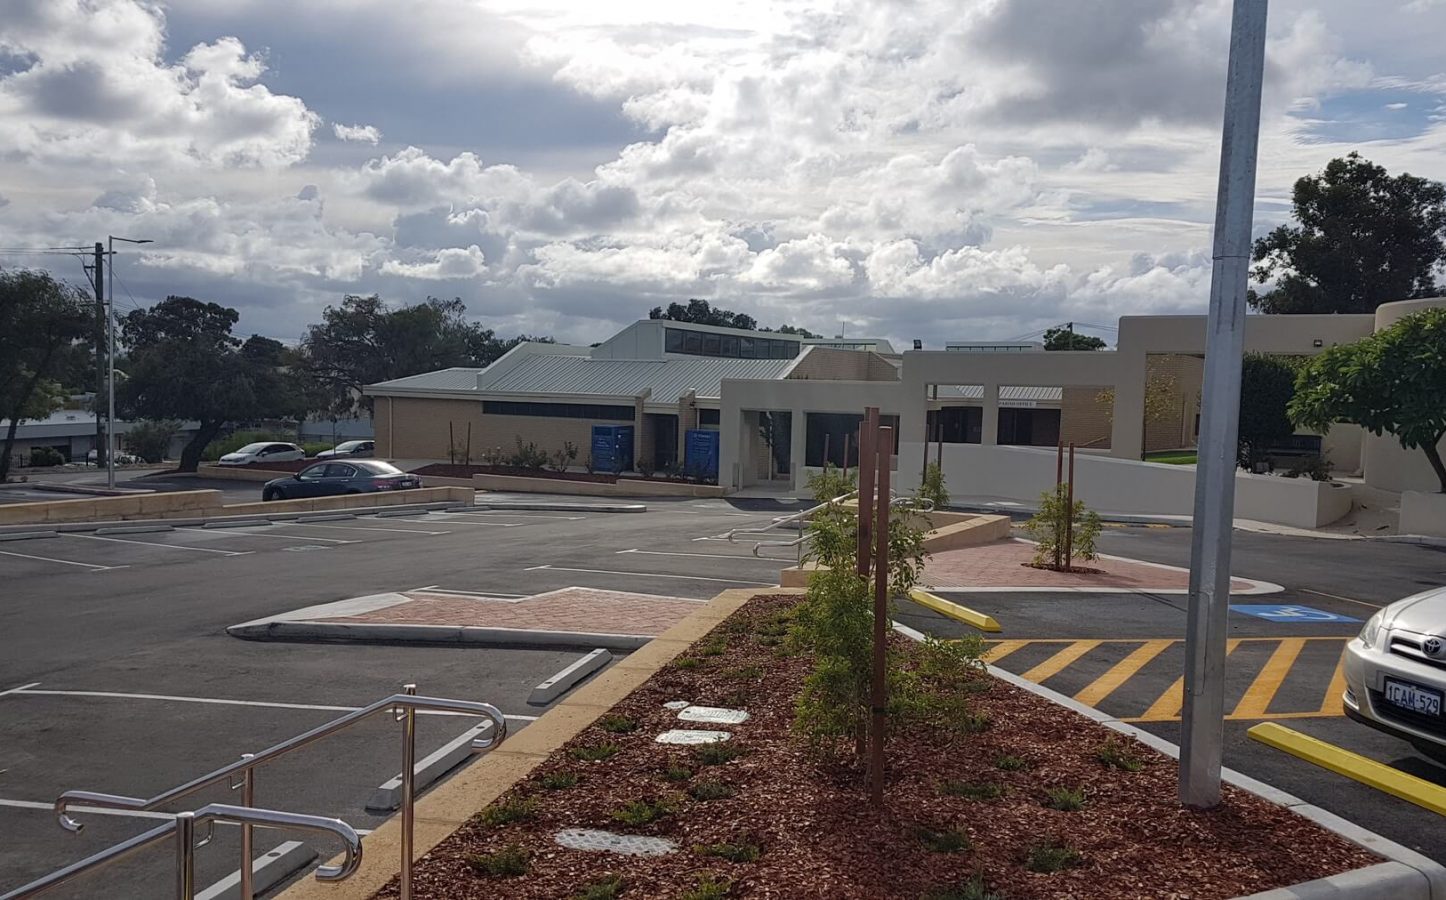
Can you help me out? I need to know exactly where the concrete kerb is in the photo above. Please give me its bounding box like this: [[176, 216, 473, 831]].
[[947, 640, 1446, 900], [274, 587, 772, 900], [529, 649, 612, 705], [0, 500, 463, 537]]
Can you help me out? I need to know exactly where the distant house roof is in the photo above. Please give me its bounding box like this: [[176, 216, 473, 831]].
[[0, 411, 201, 438], [367, 367, 485, 392], [476, 355, 795, 402]]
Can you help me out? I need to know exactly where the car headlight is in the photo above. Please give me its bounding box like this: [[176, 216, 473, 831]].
[[1359, 611, 1383, 649]]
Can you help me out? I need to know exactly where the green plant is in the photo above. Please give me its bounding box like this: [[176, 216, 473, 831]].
[[27, 446, 64, 467], [939, 780, 1003, 800], [124, 419, 180, 463], [695, 743, 743, 766], [807, 462, 857, 505], [482, 445, 506, 466], [569, 743, 621, 762], [1023, 483, 1102, 569], [1095, 737, 1144, 772], [637, 457, 656, 478], [696, 638, 727, 657], [508, 436, 549, 470], [1042, 786, 1087, 812], [599, 715, 638, 734], [994, 754, 1030, 772], [689, 780, 735, 801], [583, 453, 596, 475], [916, 825, 971, 853], [696, 840, 761, 862], [1025, 839, 1082, 873], [723, 664, 762, 680], [550, 440, 579, 473], [299, 442, 331, 457], [918, 461, 950, 510], [467, 844, 530, 877], [920, 874, 1006, 900], [541, 771, 579, 790], [662, 764, 693, 782], [680, 872, 731, 900], [1283, 452, 1333, 481], [201, 429, 291, 461], [610, 798, 672, 826], [479, 796, 538, 826], [673, 656, 701, 670], [1237, 353, 1302, 470], [574, 874, 626, 900]]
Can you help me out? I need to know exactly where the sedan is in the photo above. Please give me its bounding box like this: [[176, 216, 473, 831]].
[[262, 460, 422, 501], [1344, 586, 1446, 761], [218, 442, 305, 466], [313, 440, 375, 460]]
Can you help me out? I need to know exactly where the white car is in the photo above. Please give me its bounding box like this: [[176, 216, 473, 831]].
[[1344, 586, 1446, 760], [216, 442, 305, 466], [313, 440, 375, 460]]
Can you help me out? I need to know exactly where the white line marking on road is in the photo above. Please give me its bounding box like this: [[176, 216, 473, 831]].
[[447, 512, 585, 521], [523, 564, 774, 586], [4, 687, 539, 720], [410, 587, 529, 598], [1299, 588, 1383, 609], [416, 517, 521, 527], [62, 533, 251, 556], [176, 527, 356, 545], [618, 548, 787, 563], [0, 548, 116, 570], [275, 522, 450, 536], [0, 682, 41, 698]]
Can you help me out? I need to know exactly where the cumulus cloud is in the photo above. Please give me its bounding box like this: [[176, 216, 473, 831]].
[[380, 245, 486, 280], [332, 123, 381, 144]]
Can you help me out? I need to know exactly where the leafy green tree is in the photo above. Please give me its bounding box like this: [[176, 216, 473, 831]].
[[1237, 354, 1301, 470], [1250, 153, 1446, 314], [647, 298, 820, 337], [1043, 326, 1107, 351], [124, 419, 181, 463], [0, 269, 93, 480], [299, 295, 544, 416], [1290, 308, 1446, 492]]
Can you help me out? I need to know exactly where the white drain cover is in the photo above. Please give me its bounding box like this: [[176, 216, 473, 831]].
[[555, 828, 677, 856], [654, 729, 731, 745], [678, 706, 749, 725], [663, 700, 690, 710]]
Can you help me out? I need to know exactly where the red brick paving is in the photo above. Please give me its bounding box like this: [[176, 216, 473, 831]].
[[923, 539, 1253, 591], [319, 587, 702, 635]]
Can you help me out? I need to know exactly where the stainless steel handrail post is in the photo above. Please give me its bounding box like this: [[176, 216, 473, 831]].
[[175, 811, 196, 900], [236, 753, 255, 900], [399, 683, 418, 900]]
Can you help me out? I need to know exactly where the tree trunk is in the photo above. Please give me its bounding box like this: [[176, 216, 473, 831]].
[[178, 420, 223, 473], [1422, 433, 1446, 494], [0, 415, 23, 482], [0, 354, 57, 482]]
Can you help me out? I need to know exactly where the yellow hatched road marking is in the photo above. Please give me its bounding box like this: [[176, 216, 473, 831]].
[[1134, 639, 1242, 723], [1319, 648, 1348, 717], [1231, 638, 1306, 719], [1021, 641, 1102, 683], [1073, 640, 1173, 707], [983, 640, 1029, 665]]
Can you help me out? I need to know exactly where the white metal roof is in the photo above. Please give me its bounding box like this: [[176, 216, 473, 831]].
[[367, 367, 485, 392], [936, 385, 1062, 402], [475, 354, 794, 401]]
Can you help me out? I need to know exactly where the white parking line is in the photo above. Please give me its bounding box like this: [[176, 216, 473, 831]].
[[176, 527, 357, 545], [1, 686, 539, 720], [411, 586, 529, 598], [447, 512, 586, 521], [415, 517, 521, 527], [61, 533, 252, 556], [617, 548, 786, 563], [523, 564, 774, 586], [0, 682, 41, 697], [274, 521, 451, 536], [0, 548, 121, 571]]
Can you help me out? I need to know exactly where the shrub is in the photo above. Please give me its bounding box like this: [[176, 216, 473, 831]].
[[610, 797, 674, 826], [27, 446, 65, 467], [1042, 786, 1087, 812], [920, 875, 1005, 900], [662, 764, 693, 782], [575, 875, 626, 900], [583, 453, 596, 475], [918, 461, 950, 510], [916, 825, 971, 853], [673, 656, 701, 670], [568, 743, 621, 762], [680, 873, 731, 900], [541, 771, 579, 790], [467, 845, 529, 876], [1095, 737, 1144, 772], [599, 715, 638, 734], [482, 445, 506, 466], [939, 780, 1003, 800], [1025, 839, 1082, 873], [479, 796, 537, 826], [124, 419, 179, 463], [202, 430, 290, 461], [1283, 453, 1332, 481], [994, 754, 1030, 772], [696, 638, 727, 657], [550, 440, 579, 473], [689, 780, 734, 801], [1023, 484, 1102, 569], [508, 437, 549, 469], [695, 743, 743, 766], [696, 840, 761, 862], [637, 457, 656, 478]]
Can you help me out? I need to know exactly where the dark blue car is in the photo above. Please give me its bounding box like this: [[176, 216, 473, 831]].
[[262, 460, 422, 501]]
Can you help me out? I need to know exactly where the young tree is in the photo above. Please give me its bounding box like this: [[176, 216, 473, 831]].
[[1251, 153, 1446, 314], [1043, 326, 1107, 351], [1290, 308, 1446, 492], [1237, 354, 1301, 470], [0, 270, 92, 480]]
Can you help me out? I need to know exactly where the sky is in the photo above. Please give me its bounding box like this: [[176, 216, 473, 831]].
[[1, 0, 1444, 350]]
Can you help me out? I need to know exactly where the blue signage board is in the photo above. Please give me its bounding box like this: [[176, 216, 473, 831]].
[[1229, 604, 1360, 624]]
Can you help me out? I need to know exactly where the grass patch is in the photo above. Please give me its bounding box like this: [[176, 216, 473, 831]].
[[574, 874, 625, 900], [1025, 839, 1082, 873], [662, 764, 693, 782], [467, 845, 530, 877], [920, 874, 1006, 900], [1095, 737, 1144, 772], [939, 780, 1004, 801], [681, 872, 731, 900], [568, 743, 621, 762], [1145, 451, 1197, 465], [610, 798, 673, 826], [916, 825, 971, 853], [541, 771, 579, 791], [599, 715, 638, 734], [696, 841, 761, 863], [689, 779, 735, 801], [673, 657, 701, 670], [723, 664, 763, 680], [695, 743, 744, 766], [994, 754, 1030, 772], [1042, 786, 1087, 812], [479, 796, 537, 827], [951, 712, 992, 734], [697, 638, 728, 657]]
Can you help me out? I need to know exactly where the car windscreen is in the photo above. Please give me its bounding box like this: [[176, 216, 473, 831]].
[[235, 443, 270, 453], [356, 461, 404, 475], [337, 441, 365, 450]]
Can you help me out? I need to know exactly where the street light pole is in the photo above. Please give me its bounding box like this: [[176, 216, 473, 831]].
[[107, 236, 153, 489]]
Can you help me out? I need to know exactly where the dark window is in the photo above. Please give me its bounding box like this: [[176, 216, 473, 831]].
[[665, 328, 684, 352], [721, 336, 739, 357], [997, 409, 1061, 447], [739, 336, 755, 358], [484, 400, 634, 421], [323, 464, 356, 478], [925, 407, 982, 444], [684, 331, 703, 354], [804, 413, 900, 467], [698, 409, 721, 426], [702, 333, 721, 355]]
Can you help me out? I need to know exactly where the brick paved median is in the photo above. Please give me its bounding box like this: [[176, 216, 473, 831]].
[[318, 587, 703, 635]]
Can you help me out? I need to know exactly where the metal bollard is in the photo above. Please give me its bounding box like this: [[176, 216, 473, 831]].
[[399, 683, 418, 900]]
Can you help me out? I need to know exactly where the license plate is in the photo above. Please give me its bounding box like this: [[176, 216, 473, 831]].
[[1384, 677, 1443, 716]]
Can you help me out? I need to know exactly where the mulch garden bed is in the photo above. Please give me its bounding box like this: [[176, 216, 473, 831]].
[[385, 594, 1377, 899]]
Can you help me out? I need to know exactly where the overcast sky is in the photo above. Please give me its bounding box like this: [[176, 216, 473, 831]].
[[1, 0, 1443, 349]]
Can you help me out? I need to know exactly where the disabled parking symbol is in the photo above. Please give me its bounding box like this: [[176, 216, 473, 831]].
[[1229, 604, 1360, 624]]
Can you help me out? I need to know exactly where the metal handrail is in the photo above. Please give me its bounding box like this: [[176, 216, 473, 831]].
[[53, 688, 507, 900], [714, 490, 934, 564], [3, 802, 361, 900]]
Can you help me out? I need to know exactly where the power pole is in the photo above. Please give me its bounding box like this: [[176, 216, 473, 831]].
[[1180, 0, 1269, 809], [92, 242, 105, 468]]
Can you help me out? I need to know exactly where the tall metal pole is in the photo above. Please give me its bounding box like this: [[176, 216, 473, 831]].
[[1179, 0, 1269, 809], [106, 237, 116, 489], [174, 811, 196, 900], [92, 243, 105, 471], [869, 423, 893, 805]]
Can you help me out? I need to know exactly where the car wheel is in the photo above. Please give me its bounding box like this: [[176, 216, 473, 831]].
[[262, 488, 280, 502]]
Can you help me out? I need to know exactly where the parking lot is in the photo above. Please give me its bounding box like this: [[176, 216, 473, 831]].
[[0, 495, 799, 898]]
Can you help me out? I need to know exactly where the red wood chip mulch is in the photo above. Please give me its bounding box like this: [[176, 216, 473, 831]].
[[380, 594, 1378, 900]]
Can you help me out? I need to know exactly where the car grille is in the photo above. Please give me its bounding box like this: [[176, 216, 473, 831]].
[[1369, 689, 1446, 738], [1388, 635, 1446, 671]]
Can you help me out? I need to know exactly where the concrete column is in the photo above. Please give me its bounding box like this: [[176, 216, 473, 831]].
[[719, 403, 743, 489], [633, 395, 646, 470], [1110, 353, 1147, 459], [981, 383, 999, 445], [789, 408, 806, 490]]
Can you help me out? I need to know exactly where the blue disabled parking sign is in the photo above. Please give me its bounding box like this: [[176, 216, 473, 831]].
[[1230, 604, 1360, 624]]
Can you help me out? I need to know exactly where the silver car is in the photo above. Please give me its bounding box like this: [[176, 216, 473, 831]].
[[1344, 586, 1446, 760]]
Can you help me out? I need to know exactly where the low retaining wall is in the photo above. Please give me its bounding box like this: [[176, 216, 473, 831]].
[[472, 472, 726, 498], [196, 464, 288, 482], [1401, 491, 1446, 538], [220, 487, 473, 518]]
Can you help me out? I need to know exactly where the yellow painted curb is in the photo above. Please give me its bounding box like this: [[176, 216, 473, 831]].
[[907, 589, 1002, 633], [1248, 722, 1446, 817]]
